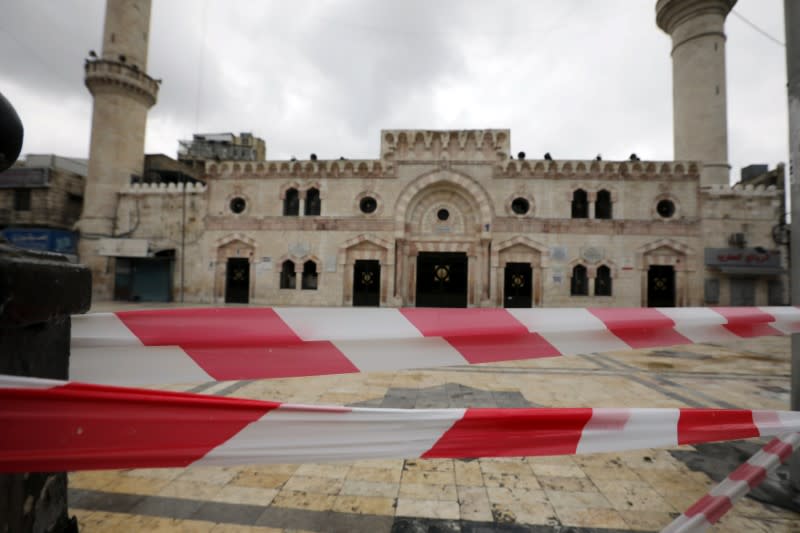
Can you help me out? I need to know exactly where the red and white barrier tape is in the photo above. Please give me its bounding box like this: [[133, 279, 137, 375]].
[[2, 374, 800, 473], [70, 306, 800, 385], [663, 432, 800, 533]]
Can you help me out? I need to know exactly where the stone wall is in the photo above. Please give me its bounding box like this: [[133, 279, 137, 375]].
[[0, 168, 84, 230]]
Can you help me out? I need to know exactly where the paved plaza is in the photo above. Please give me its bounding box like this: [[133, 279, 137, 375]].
[[68, 306, 800, 532]]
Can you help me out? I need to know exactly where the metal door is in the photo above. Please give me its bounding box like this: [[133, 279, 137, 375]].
[[225, 258, 250, 303], [415, 252, 468, 308], [504, 262, 532, 308], [353, 260, 380, 306], [647, 265, 675, 307], [730, 278, 756, 306]]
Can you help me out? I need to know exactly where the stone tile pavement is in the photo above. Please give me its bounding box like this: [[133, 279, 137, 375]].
[[68, 308, 800, 531]]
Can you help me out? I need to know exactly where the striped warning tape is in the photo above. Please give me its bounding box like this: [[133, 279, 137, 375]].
[[70, 306, 800, 385], [662, 432, 800, 533], [2, 374, 800, 473]]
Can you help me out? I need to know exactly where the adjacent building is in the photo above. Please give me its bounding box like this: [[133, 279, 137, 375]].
[[0, 154, 86, 259]]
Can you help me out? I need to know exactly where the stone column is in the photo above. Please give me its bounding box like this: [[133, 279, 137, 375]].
[[656, 0, 735, 186]]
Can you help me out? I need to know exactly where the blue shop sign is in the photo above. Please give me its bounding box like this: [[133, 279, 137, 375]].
[[2, 228, 77, 254]]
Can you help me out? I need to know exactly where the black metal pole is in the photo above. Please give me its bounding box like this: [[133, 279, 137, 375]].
[[180, 175, 186, 303], [785, 0, 800, 491]]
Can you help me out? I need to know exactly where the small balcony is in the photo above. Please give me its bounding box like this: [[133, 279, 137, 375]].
[[84, 59, 159, 107]]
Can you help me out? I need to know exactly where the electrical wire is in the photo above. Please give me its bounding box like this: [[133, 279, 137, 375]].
[[194, 0, 209, 134], [731, 9, 785, 47]]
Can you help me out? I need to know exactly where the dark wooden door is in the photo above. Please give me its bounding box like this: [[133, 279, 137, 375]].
[[225, 258, 250, 303], [504, 262, 532, 308], [353, 260, 380, 307], [647, 265, 675, 307], [415, 252, 468, 308]]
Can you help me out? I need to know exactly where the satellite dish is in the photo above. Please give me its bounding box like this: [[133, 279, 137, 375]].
[[772, 224, 790, 245]]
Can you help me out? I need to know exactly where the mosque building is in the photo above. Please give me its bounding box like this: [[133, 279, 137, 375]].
[[75, 0, 788, 308]]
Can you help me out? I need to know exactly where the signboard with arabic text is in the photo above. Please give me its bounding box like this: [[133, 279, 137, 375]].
[[704, 248, 781, 268]]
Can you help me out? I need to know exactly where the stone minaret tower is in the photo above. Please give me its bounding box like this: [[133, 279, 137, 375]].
[[656, 0, 736, 186], [78, 0, 159, 298]]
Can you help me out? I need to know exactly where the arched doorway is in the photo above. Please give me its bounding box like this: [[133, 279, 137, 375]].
[[394, 170, 493, 307], [639, 239, 693, 307], [215, 235, 255, 303], [338, 234, 391, 306], [492, 236, 547, 307]]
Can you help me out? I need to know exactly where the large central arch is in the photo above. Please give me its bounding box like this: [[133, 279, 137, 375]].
[[393, 169, 494, 306]]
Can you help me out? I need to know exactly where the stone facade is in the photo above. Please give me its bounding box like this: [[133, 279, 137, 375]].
[[0, 155, 85, 231], [110, 129, 786, 307], [81, 0, 787, 307]]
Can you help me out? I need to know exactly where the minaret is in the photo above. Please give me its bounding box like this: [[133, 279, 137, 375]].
[[656, 0, 736, 186], [78, 0, 159, 298]]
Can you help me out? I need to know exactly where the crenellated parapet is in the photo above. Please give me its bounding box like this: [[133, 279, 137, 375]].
[[122, 182, 207, 194], [380, 129, 510, 162], [494, 159, 701, 180], [704, 183, 781, 197], [84, 59, 159, 107], [206, 159, 389, 179]]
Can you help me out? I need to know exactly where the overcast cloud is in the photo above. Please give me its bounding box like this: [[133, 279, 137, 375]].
[[0, 0, 789, 182]]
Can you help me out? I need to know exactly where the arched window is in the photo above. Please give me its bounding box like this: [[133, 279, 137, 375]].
[[595, 265, 612, 296], [280, 260, 296, 289], [301, 260, 318, 290], [571, 189, 588, 218], [595, 189, 612, 219], [283, 188, 299, 216], [305, 188, 321, 216], [571, 264, 588, 296]]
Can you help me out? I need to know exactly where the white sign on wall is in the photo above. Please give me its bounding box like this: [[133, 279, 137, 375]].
[[550, 247, 567, 262], [256, 258, 272, 274], [325, 256, 337, 273], [96, 238, 149, 257]]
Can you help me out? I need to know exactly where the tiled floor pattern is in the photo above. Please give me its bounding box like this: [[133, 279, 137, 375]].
[[68, 335, 800, 532]]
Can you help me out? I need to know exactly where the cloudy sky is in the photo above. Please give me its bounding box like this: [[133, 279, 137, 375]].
[[0, 0, 789, 182]]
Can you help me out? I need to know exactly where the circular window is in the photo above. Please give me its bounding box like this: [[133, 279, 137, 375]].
[[511, 197, 530, 215], [229, 197, 246, 214], [656, 199, 675, 218], [437, 208, 450, 221], [359, 196, 377, 214]]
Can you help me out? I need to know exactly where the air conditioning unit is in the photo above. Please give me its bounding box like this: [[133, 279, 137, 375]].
[[729, 232, 747, 247]]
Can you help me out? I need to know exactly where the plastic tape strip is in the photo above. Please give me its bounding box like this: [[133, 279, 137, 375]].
[[662, 432, 800, 533], [69, 306, 800, 385], [3, 375, 800, 473]]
